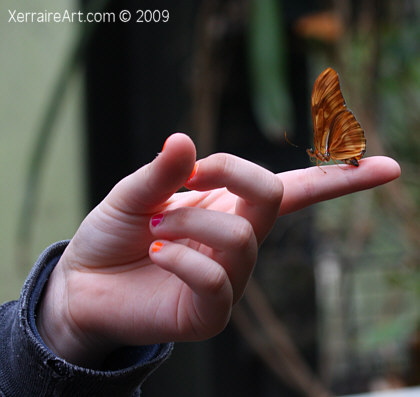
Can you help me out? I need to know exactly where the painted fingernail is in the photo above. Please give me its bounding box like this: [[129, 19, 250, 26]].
[[161, 137, 169, 152], [187, 163, 198, 183], [151, 213, 164, 227], [151, 241, 164, 253]]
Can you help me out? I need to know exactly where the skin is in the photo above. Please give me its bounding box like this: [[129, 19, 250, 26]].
[[36, 133, 401, 368]]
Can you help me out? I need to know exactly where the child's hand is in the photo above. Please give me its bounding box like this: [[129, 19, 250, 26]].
[[36, 133, 400, 368]]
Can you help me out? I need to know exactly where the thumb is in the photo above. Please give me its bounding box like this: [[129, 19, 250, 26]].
[[105, 133, 196, 214]]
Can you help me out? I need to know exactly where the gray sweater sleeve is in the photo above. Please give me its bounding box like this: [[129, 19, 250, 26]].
[[0, 241, 173, 397]]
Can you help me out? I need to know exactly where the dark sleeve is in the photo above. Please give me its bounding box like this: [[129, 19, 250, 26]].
[[0, 241, 173, 397]]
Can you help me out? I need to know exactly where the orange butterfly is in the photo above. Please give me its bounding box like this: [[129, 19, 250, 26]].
[[307, 67, 366, 166]]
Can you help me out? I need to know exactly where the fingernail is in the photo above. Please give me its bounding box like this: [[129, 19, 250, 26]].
[[161, 137, 169, 152], [151, 213, 164, 227], [151, 241, 164, 253], [187, 163, 198, 183]]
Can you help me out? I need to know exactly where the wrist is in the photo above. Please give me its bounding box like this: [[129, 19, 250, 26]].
[[36, 258, 111, 368]]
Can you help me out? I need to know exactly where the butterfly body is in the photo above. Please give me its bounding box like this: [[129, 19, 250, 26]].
[[307, 68, 366, 167]]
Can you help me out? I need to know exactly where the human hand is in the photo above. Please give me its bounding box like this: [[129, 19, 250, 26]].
[[36, 133, 400, 368]]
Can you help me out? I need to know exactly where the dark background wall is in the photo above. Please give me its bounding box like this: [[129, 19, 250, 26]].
[[82, 1, 317, 395]]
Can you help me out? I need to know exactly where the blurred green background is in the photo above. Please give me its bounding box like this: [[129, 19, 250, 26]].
[[0, 0, 84, 301]]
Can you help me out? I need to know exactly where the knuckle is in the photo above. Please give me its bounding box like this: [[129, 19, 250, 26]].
[[264, 176, 284, 205], [170, 207, 189, 227], [205, 266, 229, 296], [207, 153, 234, 177], [231, 220, 256, 252]]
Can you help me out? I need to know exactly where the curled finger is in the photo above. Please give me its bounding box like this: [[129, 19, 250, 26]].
[[149, 240, 233, 339], [149, 207, 258, 302]]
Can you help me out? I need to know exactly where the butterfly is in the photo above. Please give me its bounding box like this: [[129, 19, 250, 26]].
[[307, 67, 366, 167]]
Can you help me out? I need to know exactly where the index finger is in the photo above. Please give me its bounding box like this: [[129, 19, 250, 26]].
[[185, 153, 283, 243], [278, 156, 401, 216]]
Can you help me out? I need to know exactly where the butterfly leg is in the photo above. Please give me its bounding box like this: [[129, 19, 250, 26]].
[[315, 159, 327, 174]]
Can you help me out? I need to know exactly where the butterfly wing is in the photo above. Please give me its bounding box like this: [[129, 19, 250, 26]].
[[328, 109, 366, 164], [311, 68, 346, 155]]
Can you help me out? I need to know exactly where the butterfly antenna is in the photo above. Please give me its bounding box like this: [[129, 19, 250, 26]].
[[284, 131, 299, 148]]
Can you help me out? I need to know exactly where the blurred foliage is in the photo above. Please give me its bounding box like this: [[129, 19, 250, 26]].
[[16, 0, 110, 268], [247, 0, 293, 140], [0, 0, 85, 301]]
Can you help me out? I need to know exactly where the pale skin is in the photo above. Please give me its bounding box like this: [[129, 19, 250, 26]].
[[36, 133, 401, 368]]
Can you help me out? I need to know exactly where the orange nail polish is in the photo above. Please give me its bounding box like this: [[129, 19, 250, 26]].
[[151, 241, 163, 253], [161, 137, 169, 152], [187, 163, 198, 183]]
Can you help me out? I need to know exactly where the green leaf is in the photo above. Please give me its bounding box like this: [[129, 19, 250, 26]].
[[247, 0, 293, 140]]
